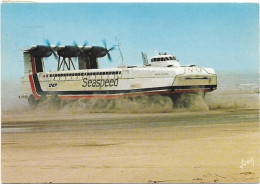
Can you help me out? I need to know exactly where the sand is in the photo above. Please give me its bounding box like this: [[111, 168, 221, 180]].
[[1, 108, 259, 183]]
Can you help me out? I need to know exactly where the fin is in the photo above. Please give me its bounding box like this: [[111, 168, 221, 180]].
[[141, 52, 148, 65]]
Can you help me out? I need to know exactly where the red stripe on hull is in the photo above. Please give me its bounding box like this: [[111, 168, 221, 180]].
[[29, 75, 41, 100], [58, 88, 212, 100], [59, 90, 171, 100], [31, 56, 37, 74], [173, 88, 211, 93]]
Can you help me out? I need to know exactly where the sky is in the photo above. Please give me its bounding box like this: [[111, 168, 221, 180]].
[[1, 3, 259, 81]]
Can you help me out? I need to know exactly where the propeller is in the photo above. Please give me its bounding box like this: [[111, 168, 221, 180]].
[[73, 40, 89, 53], [45, 39, 60, 59], [102, 40, 115, 62]]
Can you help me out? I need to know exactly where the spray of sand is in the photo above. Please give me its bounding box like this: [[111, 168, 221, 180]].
[[204, 90, 259, 110], [2, 78, 259, 114], [26, 93, 212, 113], [2, 92, 259, 115]]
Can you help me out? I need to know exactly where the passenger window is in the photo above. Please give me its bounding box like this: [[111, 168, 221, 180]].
[[165, 57, 169, 61]]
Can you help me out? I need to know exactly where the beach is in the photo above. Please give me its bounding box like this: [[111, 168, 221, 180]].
[[2, 108, 259, 183]]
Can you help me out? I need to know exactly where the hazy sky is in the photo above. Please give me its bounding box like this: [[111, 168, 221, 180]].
[[1, 3, 259, 81]]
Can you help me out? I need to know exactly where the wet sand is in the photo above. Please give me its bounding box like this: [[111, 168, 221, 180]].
[[1, 108, 259, 183]]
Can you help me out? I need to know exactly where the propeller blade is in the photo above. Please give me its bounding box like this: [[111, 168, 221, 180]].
[[109, 45, 116, 51], [82, 41, 88, 48], [45, 39, 51, 46], [102, 40, 107, 49], [73, 41, 78, 47], [107, 53, 112, 63], [56, 42, 61, 47], [72, 41, 84, 55], [52, 50, 58, 60], [102, 40, 115, 62], [45, 39, 58, 60]]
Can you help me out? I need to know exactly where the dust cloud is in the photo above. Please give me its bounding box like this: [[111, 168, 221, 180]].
[[3, 92, 258, 114], [1, 77, 259, 114], [205, 90, 259, 110]]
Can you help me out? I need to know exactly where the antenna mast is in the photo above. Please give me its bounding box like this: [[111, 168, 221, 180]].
[[115, 37, 126, 67]]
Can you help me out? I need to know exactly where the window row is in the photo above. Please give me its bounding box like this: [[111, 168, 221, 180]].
[[151, 57, 176, 62], [46, 71, 122, 78]]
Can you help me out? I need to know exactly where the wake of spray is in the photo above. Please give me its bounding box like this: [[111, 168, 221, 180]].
[[33, 94, 209, 113], [34, 90, 259, 113], [2, 86, 258, 114]]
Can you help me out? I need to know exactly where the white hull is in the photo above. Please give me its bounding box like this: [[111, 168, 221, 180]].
[[20, 65, 217, 100]]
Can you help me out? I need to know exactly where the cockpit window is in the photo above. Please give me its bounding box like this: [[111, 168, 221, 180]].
[[169, 56, 176, 60]]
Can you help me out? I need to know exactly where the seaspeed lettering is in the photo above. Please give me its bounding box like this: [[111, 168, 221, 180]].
[[82, 78, 118, 88]]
